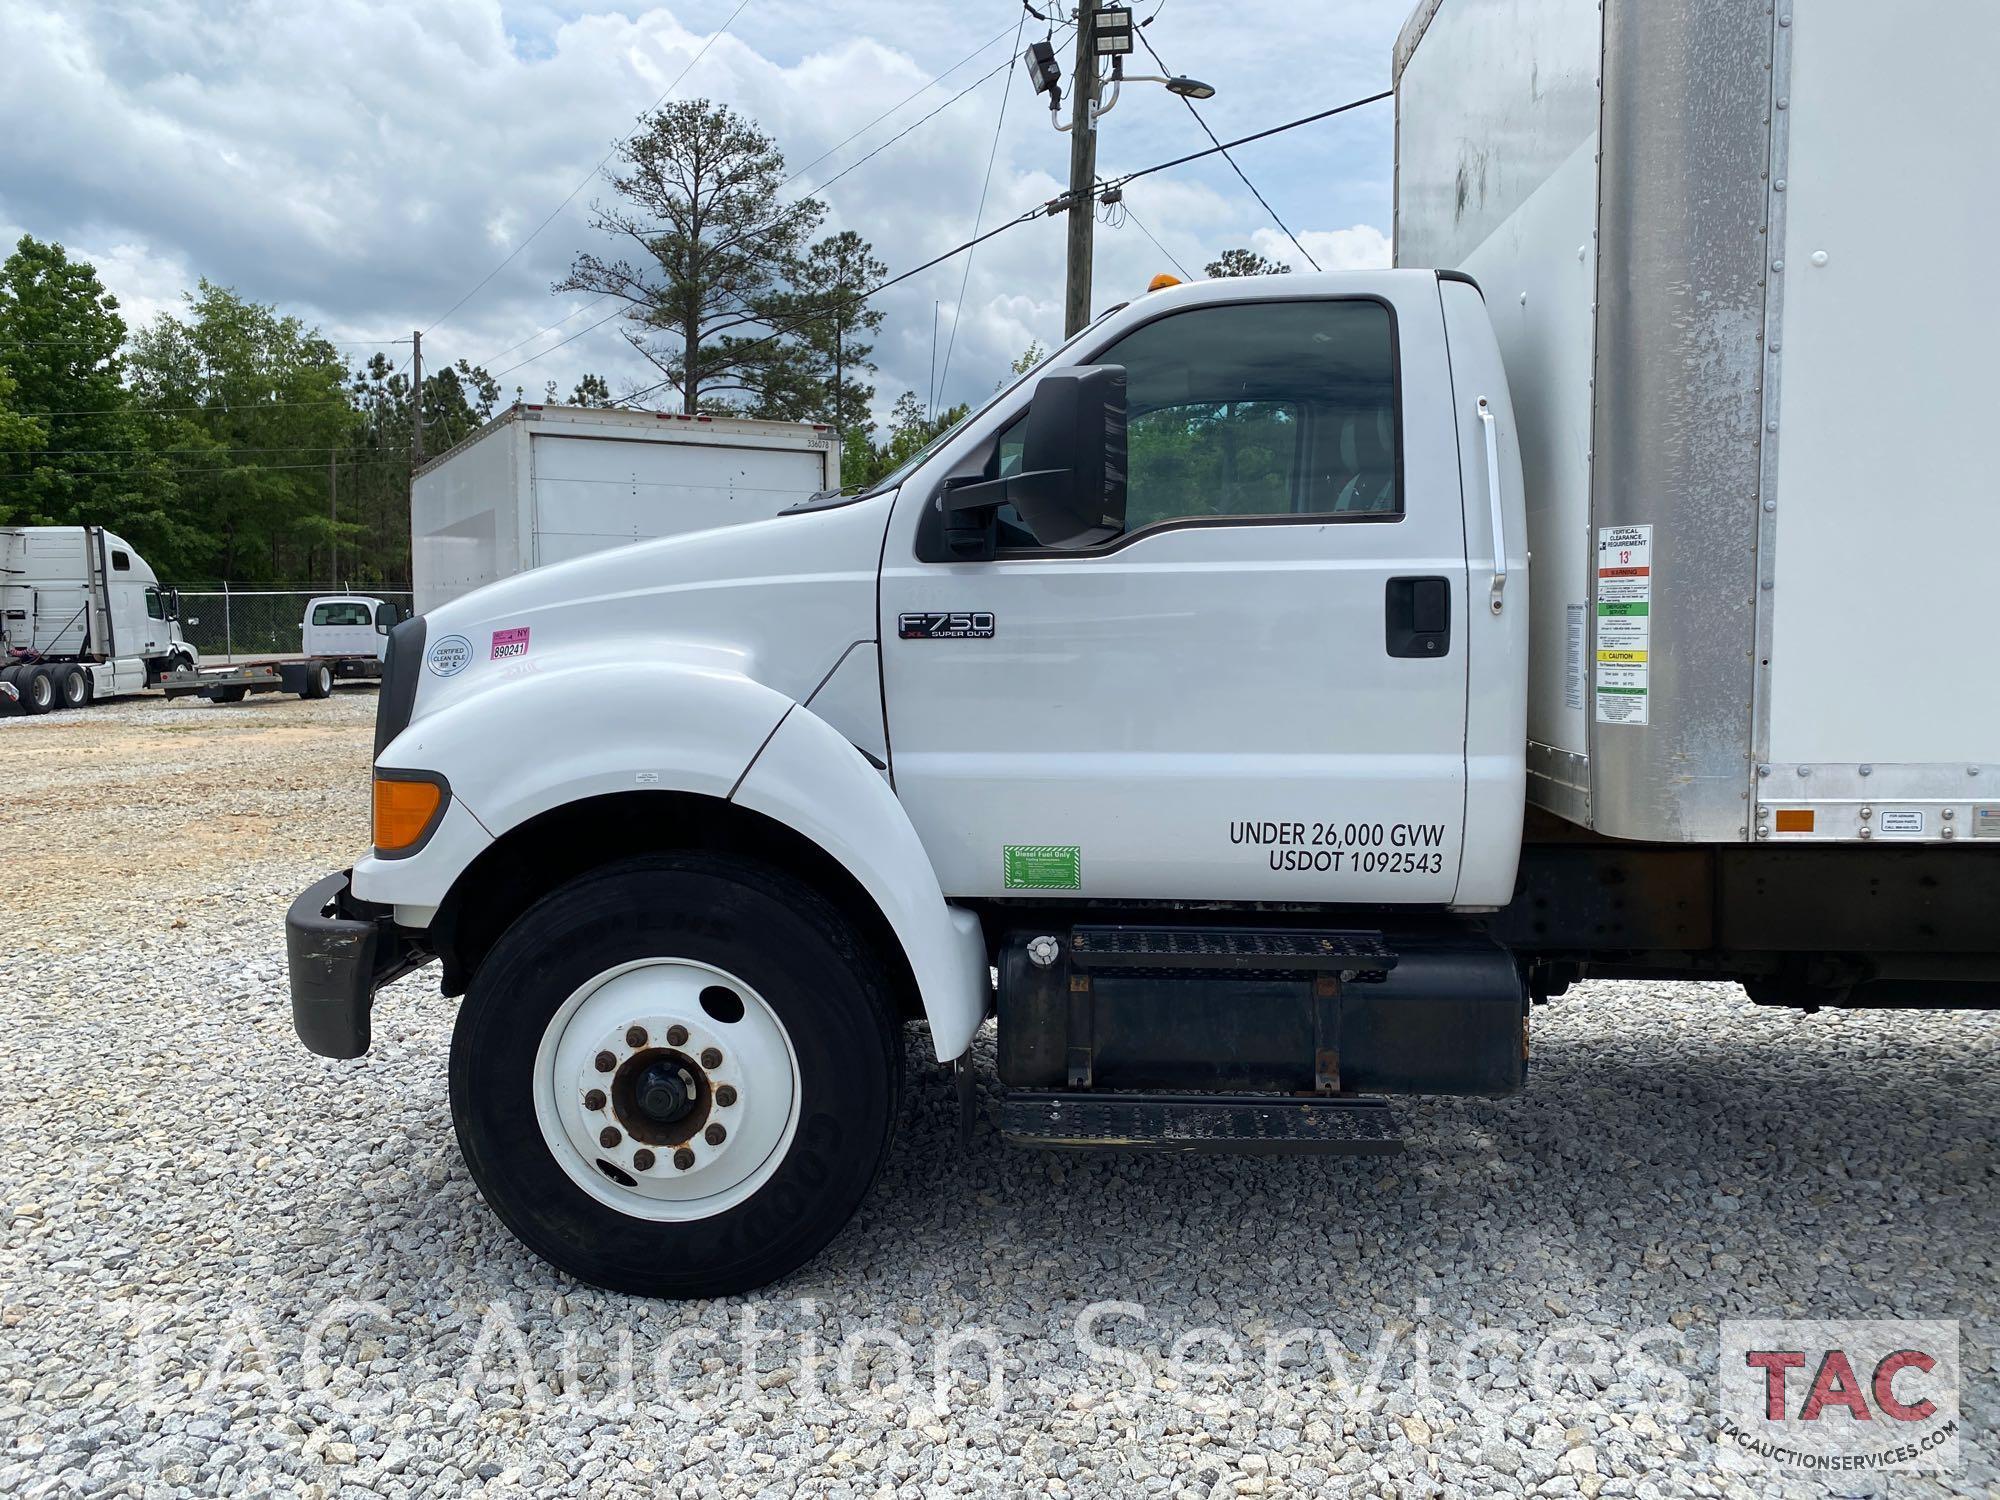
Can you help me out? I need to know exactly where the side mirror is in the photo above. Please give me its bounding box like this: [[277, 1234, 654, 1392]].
[[943, 366, 1127, 557]]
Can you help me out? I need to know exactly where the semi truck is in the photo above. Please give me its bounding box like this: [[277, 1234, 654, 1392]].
[[0, 525, 196, 713], [410, 402, 840, 613], [286, 0, 1999, 1298]]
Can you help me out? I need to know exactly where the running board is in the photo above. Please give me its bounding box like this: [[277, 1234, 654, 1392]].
[[998, 1090, 1404, 1155]]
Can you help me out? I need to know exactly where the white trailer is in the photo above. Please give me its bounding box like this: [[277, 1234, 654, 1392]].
[[410, 403, 839, 614], [0, 525, 196, 713], [285, 0, 1999, 1298]]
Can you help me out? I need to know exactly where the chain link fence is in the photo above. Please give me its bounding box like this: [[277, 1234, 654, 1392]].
[[170, 583, 415, 663]]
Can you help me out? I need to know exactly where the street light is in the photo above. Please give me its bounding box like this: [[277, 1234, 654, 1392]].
[[1164, 75, 1216, 100]]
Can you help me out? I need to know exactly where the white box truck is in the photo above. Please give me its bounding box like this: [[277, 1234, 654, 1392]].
[[0, 525, 197, 713], [410, 403, 839, 613], [285, 0, 2000, 1297]]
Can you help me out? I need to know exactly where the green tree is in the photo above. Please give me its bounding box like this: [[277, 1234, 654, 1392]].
[[741, 230, 886, 432], [125, 281, 358, 579], [1204, 247, 1291, 278], [0, 365, 47, 464], [0, 236, 182, 560], [846, 391, 971, 488], [559, 101, 884, 423], [569, 373, 614, 407]]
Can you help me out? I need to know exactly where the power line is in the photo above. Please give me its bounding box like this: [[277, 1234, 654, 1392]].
[[469, 295, 613, 370], [0, 458, 406, 482], [935, 9, 1029, 412], [773, 20, 1026, 196], [489, 302, 634, 382], [1116, 197, 1193, 280], [412, 0, 754, 353], [1133, 25, 1320, 270], [454, 22, 1033, 396], [1103, 88, 1393, 194], [621, 202, 1051, 408]]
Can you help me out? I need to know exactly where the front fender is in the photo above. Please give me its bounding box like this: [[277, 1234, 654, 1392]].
[[385, 658, 796, 832], [354, 660, 796, 911], [734, 706, 989, 1062]]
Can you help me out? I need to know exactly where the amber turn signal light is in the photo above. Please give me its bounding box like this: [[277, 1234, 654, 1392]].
[[373, 775, 444, 853]]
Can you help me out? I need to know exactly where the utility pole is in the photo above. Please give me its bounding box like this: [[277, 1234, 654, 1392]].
[[1063, 4, 1100, 337], [328, 448, 337, 585], [410, 329, 425, 466]]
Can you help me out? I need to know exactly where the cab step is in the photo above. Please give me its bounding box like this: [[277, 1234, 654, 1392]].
[[1068, 924, 1397, 978], [997, 1090, 1404, 1155]]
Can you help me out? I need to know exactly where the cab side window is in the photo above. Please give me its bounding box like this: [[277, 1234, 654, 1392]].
[[144, 587, 164, 620], [1094, 298, 1400, 531]]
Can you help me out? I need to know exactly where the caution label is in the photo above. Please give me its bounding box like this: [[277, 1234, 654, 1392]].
[[1595, 525, 1653, 726]]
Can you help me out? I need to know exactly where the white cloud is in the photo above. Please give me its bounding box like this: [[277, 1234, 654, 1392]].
[[0, 0, 1413, 427], [1249, 224, 1393, 273]]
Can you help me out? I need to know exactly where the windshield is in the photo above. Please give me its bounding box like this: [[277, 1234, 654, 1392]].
[[851, 312, 1115, 499]]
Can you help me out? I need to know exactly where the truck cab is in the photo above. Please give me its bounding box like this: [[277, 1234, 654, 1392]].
[[302, 595, 404, 669], [287, 272, 1530, 1297]]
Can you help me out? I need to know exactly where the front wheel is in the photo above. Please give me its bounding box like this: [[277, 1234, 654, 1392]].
[[450, 854, 903, 1298]]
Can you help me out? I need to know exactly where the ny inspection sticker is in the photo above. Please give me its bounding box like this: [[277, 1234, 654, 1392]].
[[1596, 524, 1653, 726]]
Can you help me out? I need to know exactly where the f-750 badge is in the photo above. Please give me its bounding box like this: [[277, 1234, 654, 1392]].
[[898, 611, 995, 640]]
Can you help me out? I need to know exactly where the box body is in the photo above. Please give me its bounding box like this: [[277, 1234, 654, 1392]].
[[411, 404, 838, 613], [1395, 0, 2000, 844]]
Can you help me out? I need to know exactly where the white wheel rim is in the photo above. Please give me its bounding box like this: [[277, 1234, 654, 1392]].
[[531, 959, 800, 1222]]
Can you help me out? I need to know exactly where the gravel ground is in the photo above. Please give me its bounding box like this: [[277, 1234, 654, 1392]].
[[1, 691, 1995, 1499]]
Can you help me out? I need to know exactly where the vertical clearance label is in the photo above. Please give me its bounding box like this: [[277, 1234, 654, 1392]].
[[1595, 524, 1653, 726], [1004, 845, 1082, 890]]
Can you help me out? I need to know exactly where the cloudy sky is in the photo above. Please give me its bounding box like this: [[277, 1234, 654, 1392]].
[[1, 0, 1413, 425]]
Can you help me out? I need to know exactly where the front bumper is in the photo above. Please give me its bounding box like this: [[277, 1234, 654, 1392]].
[[285, 870, 433, 1058]]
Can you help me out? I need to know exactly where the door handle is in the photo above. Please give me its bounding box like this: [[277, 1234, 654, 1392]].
[[1385, 577, 1451, 658], [1478, 396, 1507, 614]]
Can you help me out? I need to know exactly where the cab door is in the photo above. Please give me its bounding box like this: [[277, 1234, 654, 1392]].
[[879, 282, 1471, 903]]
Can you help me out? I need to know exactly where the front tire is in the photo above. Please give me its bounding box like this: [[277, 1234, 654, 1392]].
[[450, 854, 903, 1298]]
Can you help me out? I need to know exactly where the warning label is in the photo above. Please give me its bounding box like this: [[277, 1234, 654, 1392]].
[[1596, 525, 1653, 726]]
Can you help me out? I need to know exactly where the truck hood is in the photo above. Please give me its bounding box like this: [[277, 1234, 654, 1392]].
[[406, 494, 894, 726]]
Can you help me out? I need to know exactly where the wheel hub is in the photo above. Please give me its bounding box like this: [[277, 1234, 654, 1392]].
[[636, 1059, 696, 1124], [532, 959, 800, 1221]]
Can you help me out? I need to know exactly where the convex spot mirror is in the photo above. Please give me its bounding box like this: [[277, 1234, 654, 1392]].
[[944, 365, 1128, 554]]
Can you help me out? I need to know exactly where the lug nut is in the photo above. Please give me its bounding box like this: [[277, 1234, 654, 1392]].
[[705, 1123, 727, 1146], [700, 1047, 723, 1069], [632, 1149, 656, 1171], [583, 1089, 606, 1111], [599, 1126, 621, 1148], [673, 1147, 696, 1170], [715, 1085, 738, 1108], [594, 1050, 616, 1073], [666, 1025, 689, 1046], [625, 1025, 648, 1048]]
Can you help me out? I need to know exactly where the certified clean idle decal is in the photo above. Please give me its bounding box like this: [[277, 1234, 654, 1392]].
[[490, 626, 531, 660], [425, 634, 472, 677], [899, 611, 995, 640]]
